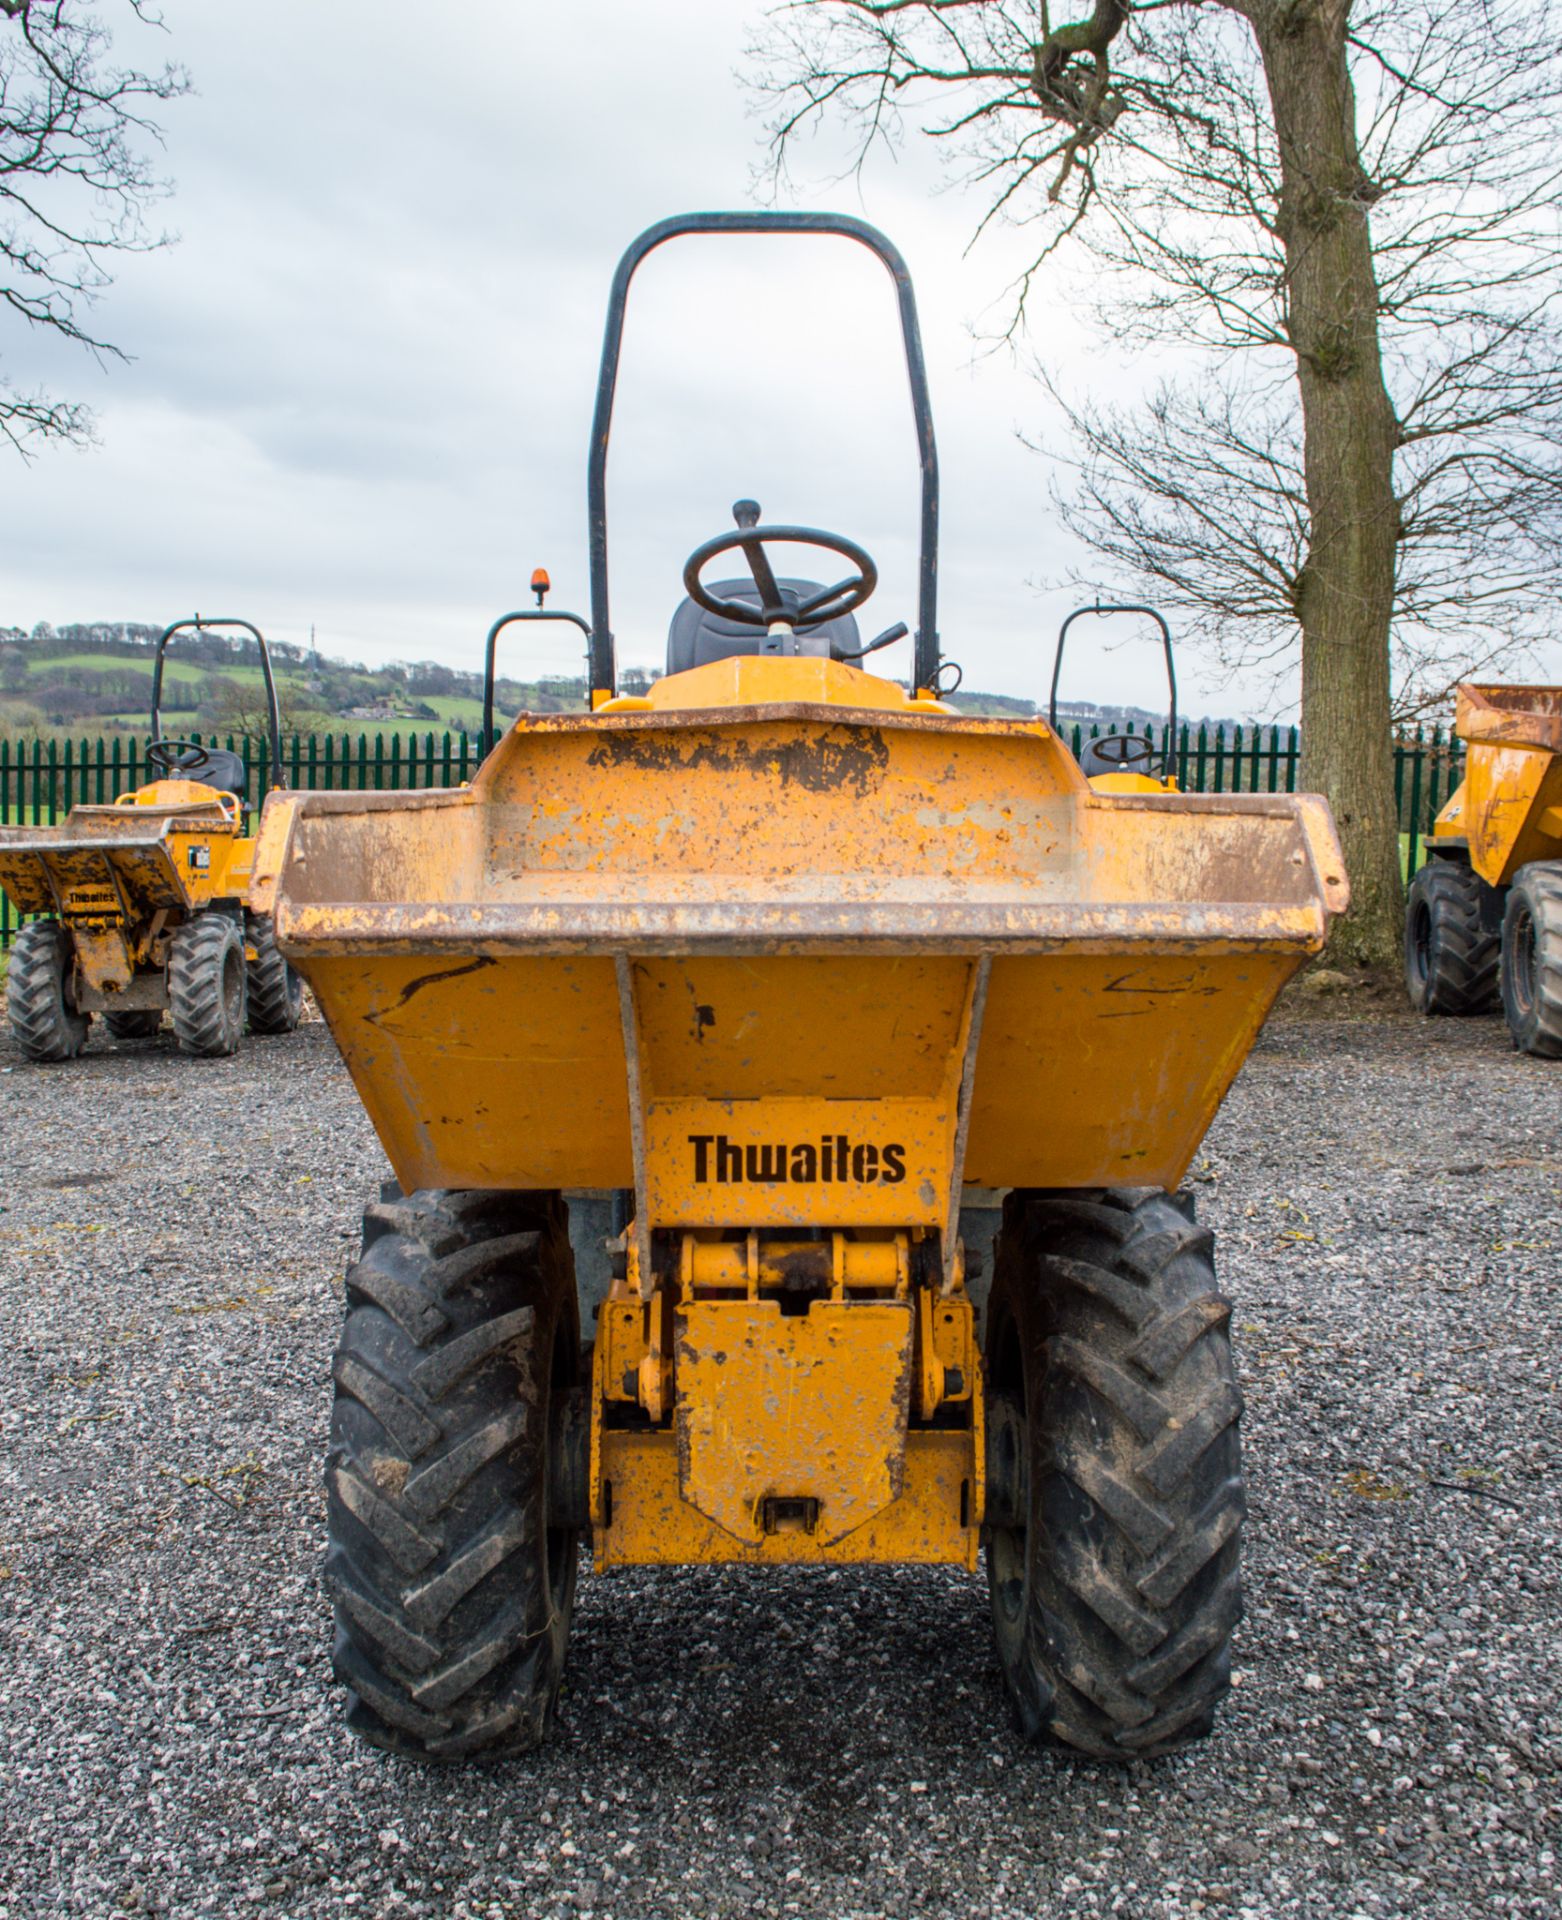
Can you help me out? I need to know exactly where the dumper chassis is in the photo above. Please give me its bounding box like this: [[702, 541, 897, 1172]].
[[0, 618, 303, 1061], [1406, 683, 1562, 1057], [256, 212, 1349, 1762]]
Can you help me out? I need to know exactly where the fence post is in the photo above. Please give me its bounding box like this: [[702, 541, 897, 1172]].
[[1405, 728, 1425, 875], [1393, 731, 1408, 841], [1425, 725, 1446, 867]]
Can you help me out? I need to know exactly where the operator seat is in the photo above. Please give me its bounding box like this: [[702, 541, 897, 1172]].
[[150, 745, 251, 799], [667, 577, 862, 675]]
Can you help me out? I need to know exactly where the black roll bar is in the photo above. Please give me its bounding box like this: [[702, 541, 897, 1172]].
[[151, 616, 285, 790], [1049, 603, 1178, 774], [586, 211, 941, 701], [483, 608, 592, 753]]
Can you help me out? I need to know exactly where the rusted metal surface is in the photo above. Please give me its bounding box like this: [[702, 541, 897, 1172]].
[[594, 1427, 977, 1569], [269, 661, 1345, 1202], [1454, 683, 1562, 753], [1436, 683, 1562, 887], [615, 953, 654, 1297], [674, 1297, 914, 1547]]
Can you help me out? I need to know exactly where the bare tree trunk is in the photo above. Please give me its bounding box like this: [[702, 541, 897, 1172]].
[[1255, 0, 1403, 966]]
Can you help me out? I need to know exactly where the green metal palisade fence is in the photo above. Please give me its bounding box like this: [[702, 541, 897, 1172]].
[[0, 721, 1465, 947]]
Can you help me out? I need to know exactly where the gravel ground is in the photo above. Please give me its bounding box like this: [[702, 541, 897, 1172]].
[[0, 992, 1558, 1919]]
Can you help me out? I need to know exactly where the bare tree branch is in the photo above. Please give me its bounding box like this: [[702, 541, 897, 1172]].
[[0, 0, 188, 454], [753, 0, 1562, 697], [751, 0, 1562, 965]]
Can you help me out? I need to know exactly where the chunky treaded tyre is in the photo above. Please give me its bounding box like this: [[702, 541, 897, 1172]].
[[167, 913, 245, 1057], [1500, 862, 1562, 1059], [325, 1187, 581, 1760], [244, 910, 303, 1035], [104, 1009, 163, 1040], [5, 919, 89, 1062], [1404, 859, 1500, 1015], [984, 1187, 1244, 1760]]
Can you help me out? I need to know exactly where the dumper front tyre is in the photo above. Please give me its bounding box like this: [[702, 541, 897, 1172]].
[[325, 1188, 580, 1761], [245, 910, 303, 1035], [5, 919, 89, 1062], [168, 914, 245, 1057], [984, 1188, 1244, 1760], [1499, 864, 1562, 1058], [1404, 860, 1500, 1016]]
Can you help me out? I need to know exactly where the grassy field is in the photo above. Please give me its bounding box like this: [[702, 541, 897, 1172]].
[[3, 645, 530, 738]]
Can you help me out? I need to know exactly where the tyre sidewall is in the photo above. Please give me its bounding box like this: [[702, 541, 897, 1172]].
[[7, 919, 90, 1060], [327, 1193, 580, 1758], [982, 1261, 1039, 1708], [1501, 866, 1562, 1057], [245, 911, 304, 1035], [1403, 869, 1435, 1012], [169, 914, 245, 1056], [983, 1188, 1244, 1760], [1404, 860, 1499, 1017]]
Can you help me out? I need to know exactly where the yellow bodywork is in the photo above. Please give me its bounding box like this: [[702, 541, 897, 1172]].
[[262, 653, 1348, 1572], [0, 779, 261, 1004], [1432, 683, 1562, 888]]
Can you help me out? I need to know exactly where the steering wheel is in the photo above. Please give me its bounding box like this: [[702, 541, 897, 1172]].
[[683, 500, 877, 628], [147, 738, 225, 779], [1089, 733, 1157, 770]]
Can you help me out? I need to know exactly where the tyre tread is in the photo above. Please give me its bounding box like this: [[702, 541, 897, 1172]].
[[985, 1186, 1245, 1761], [6, 920, 89, 1062], [1500, 862, 1562, 1057], [245, 910, 303, 1034], [326, 1187, 577, 1761], [1405, 860, 1500, 1015], [167, 913, 245, 1057]]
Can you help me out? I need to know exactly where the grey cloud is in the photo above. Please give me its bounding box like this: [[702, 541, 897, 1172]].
[[1, 0, 1297, 708]]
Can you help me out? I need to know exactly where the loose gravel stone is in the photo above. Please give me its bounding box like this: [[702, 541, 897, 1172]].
[[0, 993, 1557, 1918]]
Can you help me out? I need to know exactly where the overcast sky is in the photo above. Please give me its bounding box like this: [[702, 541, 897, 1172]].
[[6, 0, 1508, 719]]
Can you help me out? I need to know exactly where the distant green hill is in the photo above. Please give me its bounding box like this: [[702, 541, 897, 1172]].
[[0, 622, 595, 738], [0, 622, 1232, 739]]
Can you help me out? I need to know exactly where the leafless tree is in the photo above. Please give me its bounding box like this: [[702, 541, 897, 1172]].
[[753, 1, 1562, 964], [1, 0, 187, 453], [201, 674, 331, 741]]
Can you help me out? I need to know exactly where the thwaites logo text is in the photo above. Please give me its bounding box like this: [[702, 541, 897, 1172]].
[[689, 1133, 907, 1185]]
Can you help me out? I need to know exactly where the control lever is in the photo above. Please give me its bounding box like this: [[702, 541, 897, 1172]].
[[837, 621, 909, 662]]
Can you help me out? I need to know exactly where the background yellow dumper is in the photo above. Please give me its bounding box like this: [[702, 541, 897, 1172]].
[[0, 618, 303, 1060], [258, 213, 1348, 1763], [1406, 682, 1562, 1056]]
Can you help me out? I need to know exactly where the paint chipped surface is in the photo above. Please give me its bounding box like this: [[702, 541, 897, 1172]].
[[673, 1297, 914, 1547], [266, 658, 1348, 1200]]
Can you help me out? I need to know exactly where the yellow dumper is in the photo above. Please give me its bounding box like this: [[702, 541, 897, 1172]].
[[1407, 682, 1562, 1056], [0, 619, 302, 1060], [259, 213, 1348, 1762]]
